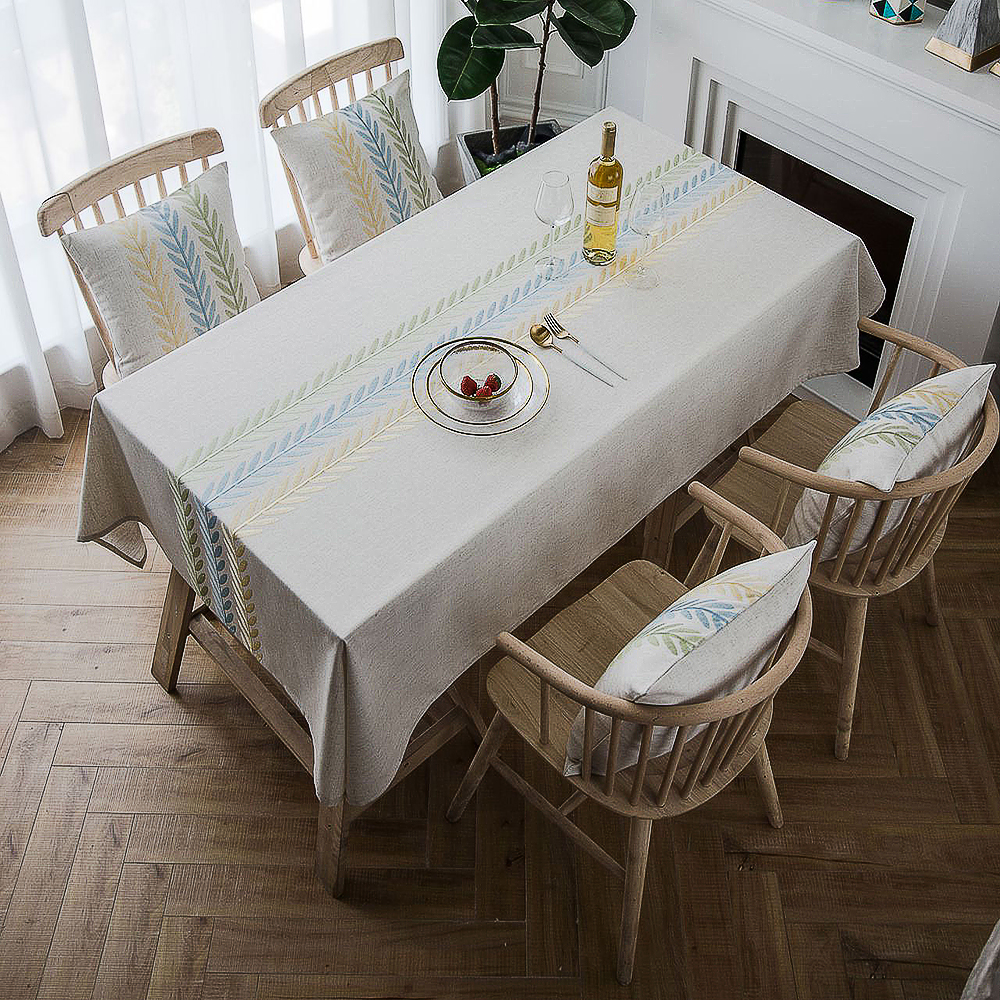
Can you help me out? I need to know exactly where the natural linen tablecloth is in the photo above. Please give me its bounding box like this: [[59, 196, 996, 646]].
[[79, 109, 883, 808]]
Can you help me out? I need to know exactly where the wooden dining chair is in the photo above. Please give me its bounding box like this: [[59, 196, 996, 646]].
[[693, 317, 998, 760], [447, 482, 814, 986], [259, 36, 405, 277], [37, 129, 226, 387]]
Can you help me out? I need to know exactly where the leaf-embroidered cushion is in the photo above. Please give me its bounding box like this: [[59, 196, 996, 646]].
[[61, 163, 259, 378], [270, 70, 442, 265], [785, 364, 994, 561], [564, 542, 814, 778]]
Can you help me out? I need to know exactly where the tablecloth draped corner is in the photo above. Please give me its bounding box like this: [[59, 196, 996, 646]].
[[76, 395, 150, 568], [83, 520, 149, 569]]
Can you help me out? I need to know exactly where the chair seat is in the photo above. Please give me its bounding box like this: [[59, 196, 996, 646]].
[[298, 243, 323, 276], [487, 559, 772, 819], [710, 399, 855, 538]]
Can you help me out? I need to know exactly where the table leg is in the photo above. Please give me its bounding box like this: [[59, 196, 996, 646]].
[[316, 798, 351, 897], [642, 492, 679, 569], [151, 567, 195, 693], [447, 680, 487, 738]]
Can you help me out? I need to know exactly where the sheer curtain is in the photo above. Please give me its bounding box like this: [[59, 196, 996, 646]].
[[0, 0, 472, 452]]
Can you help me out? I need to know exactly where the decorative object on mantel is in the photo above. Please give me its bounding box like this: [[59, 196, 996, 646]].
[[925, 0, 1000, 71], [992, 59, 1000, 74], [870, 0, 923, 25]]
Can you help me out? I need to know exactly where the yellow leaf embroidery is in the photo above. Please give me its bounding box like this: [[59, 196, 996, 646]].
[[120, 218, 189, 352], [319, 116, 388, 240]]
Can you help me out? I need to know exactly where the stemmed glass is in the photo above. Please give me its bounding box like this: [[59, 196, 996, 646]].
[[626, 181, 666, 289], [534, 171, 574, 281]]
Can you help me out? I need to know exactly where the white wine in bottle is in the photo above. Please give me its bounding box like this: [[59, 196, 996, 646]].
[[582, 121, 623, 265]]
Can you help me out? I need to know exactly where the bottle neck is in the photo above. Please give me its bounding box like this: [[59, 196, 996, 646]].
[[601, 124, 616, 160]]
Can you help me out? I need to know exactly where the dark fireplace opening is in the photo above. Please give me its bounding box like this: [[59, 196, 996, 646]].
[[734, 132, 914, 388]]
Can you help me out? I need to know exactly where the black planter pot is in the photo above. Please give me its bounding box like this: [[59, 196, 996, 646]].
[[456, 120, 563, 185]]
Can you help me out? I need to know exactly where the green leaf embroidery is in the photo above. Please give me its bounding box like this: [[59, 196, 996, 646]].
[[177, 184, 249, 320]]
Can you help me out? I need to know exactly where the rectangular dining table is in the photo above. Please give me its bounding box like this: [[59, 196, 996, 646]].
[[78, 108, 884, 894]]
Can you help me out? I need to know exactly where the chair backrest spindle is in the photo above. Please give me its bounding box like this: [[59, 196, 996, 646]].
[[604, 717, 622, 795], [655, 725, 689, 806], [853, 500, 892, 586], [870, 342, 903, 414], [681, 720, 723, 799], [581, 707, 595, 782], [706, 523, 732, 579], [629, 725, 654, 805], [538, 679, 550, 745], [829, 500, 866, 583]]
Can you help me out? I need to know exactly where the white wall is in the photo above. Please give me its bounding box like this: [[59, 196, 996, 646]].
[[606, 0, 652, 119]]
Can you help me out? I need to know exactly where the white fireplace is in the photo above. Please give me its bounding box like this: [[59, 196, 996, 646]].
[[631, 0, 1000, 416]]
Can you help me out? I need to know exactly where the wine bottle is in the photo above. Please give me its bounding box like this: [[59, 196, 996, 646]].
[[582, 121, 623, 265]]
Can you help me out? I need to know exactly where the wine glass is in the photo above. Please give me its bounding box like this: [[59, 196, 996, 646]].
[[534, 171, 574, 281], [626, 181, 666, 289]]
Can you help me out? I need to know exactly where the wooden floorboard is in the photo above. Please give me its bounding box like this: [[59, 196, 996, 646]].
[[1, 407, 998, 997]]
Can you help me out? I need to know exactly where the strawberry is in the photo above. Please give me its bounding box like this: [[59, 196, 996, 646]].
[[475, 384, 494, 398], [460, 375, 477, 396], [485, 372, 502, 392]]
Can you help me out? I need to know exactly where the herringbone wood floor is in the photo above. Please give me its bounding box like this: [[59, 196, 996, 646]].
[[1, 406, 998, 1000]]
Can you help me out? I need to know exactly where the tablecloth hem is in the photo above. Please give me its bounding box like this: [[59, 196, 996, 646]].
[[78, 517, 149, 569]]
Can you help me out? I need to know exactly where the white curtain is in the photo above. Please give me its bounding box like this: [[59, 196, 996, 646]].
[[0, 0, 474, 452]]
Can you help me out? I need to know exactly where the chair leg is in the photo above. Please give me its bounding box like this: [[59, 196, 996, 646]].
[[446, 714, 509, 823], [684, 523, 721, 588], [751, 741, 782, 829], [835, 596, 869, 761], [315, 798, 350, 897], [151, 567, 195, 693], [617, 816, 653, 986], [920, 557, 941, 627]]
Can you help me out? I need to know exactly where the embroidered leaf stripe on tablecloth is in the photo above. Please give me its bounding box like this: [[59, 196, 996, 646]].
[[176, 149, 727, 490]]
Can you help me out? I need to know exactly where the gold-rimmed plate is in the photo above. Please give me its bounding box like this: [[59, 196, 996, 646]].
[[412, 339, 549, 436]]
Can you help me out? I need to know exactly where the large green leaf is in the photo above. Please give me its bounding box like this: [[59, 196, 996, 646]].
[[475, 0, 549, 24], [438, 16, 505, 100], [594, 0, 635, 47], [553, 12, 604, 66], [559, 0, 625, 35], [472, 23, 540, 48]]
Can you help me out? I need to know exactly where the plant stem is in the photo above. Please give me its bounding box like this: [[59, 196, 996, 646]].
[[489, 81, 500, 155], [528, 2, 555, 146]]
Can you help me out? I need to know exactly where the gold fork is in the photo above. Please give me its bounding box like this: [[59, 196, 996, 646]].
[[543, 312, 628, 380]]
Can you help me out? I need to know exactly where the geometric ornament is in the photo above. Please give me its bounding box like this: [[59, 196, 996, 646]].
[[926, 0, 1000, 71], [870, 0, 924, 24]]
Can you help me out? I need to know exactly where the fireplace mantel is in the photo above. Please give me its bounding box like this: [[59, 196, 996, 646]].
[[643, 0, 1000, 415], [692, 0, 1000, 132]]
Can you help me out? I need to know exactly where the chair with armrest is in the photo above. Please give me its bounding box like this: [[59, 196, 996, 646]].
[[694, 317, 998, 759], [446, 482, 814, 986]]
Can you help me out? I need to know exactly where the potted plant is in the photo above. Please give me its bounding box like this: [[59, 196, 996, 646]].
[[438, 0, 636, 183]]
